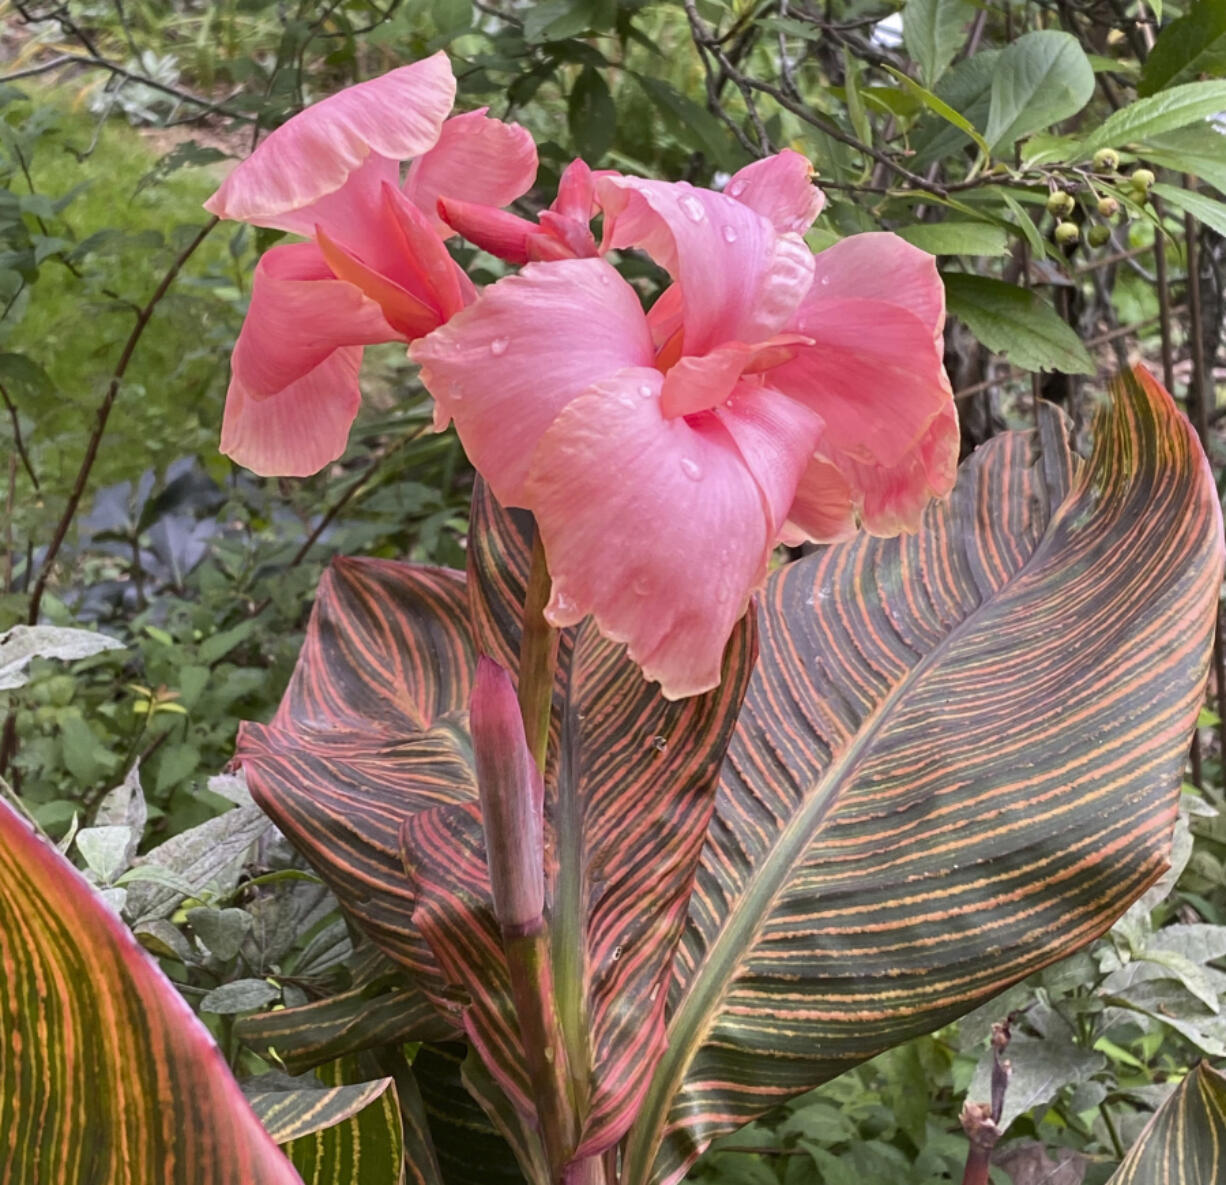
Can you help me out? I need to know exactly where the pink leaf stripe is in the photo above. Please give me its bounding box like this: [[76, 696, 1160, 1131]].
[[622, 367, 1225, 1185], [0, 798, 302, 1185]]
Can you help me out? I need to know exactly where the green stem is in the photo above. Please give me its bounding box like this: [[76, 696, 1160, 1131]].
[[518, 529, 559, 774]]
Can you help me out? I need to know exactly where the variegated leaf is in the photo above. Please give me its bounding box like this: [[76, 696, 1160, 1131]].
[[0, 796, 302, 1185], [622, 368, 1224, 1185]]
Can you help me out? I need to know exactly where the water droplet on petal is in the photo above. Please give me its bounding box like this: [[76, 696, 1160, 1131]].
[[819, 275, 831, 286], [721, 224, 738, 243], [490, 337, 509, 355], [679, 194, 705, 222], [679, 457, 702, 481], [632, 576, 651, 596], [597, 271, 611, 285], [638, 383, 654, 399], [651, 735, 668, 752], [553, 591, 577, 616], [728, 179, 747, 198]]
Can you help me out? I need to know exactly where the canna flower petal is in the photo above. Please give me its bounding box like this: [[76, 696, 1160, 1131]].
[[231, 242, 397, 397], [402, 109, 538, 236], [658, 336, 811, 419], [410, 257, 655, 502], [805, 232, 945, 344], [204, 53, 455, 228], [221, 348, 364, 478], [596, 176, 814, 356], [435, 199, 574, 265], [724, 150, 825, 234], [781, 459, 858, 544], [219, 242, 397, 477], [770, 297, 952, 471], [524, 368, 781, 699]]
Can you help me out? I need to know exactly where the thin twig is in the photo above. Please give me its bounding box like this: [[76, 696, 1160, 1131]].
[[0, 381, 40, 492]]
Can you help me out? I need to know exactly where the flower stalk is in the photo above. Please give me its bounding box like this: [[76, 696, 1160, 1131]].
[[518, 529, 560, 773]]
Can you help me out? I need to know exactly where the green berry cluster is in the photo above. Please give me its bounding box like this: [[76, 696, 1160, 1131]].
[[1042, 154, 1155, 255]]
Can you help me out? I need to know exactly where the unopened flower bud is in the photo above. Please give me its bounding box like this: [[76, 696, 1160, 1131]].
[[1046, 191, 1075, 217], [471, 656, 544, 932], [1087, 224, 1111, 247], [1092, 148, 1119, 172], [1131, 168, 1155, 190], [1054, 221, 1080, 246], [1097, 195, 1120, 217]]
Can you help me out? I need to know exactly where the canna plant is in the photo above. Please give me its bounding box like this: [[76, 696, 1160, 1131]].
[[1, 51, 1224, 1185]]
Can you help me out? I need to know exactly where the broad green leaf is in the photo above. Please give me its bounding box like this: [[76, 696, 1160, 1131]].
[[0, 623, 123, 690], [896, 221, 1009, 255], [1152, 181, 1226, 236], [1144, 126, 1226, 192], [902, 0, 975, 86], [966, 1036, 1106, 1133], [1108, 1062, 1226, 1182], [944, 273, 1095, 373], [201, 978, 281, 1014], [75, 824, 134, 884], [631, 74, 742, 170], [1139, 0, 1226, 96], [912, 50, 1000, 168], [568, 66, 615, 163], [985, 31, 1095, 151], [1078, 81, 1226, 152], [188, 906, 255, 961], [842, 49, 873, 149], [250, 1077, 404, 1185], [620, 368, 1223, 1185], [0, 796, 301, 1184]]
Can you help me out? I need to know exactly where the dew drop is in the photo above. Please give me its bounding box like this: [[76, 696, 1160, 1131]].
[[819, 275, 831, 286], [728, 179, 747, 198], [611, 945, 623, 962], [721, 224, 738, 243], [490, 337, 509, 355], [679, 456, 702, 481], [632, 576, 651, 596], [679, 194, 705, 222], [651, 735, 668, 752], [553, 591, 577, 616], [638, 383, 654, 399]]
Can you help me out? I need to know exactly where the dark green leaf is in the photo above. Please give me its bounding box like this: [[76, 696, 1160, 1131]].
[[1139, 0, 1226, 95], [985, 31, 1096, 151], [902, 0, 976, 86], [568, 67, 615, 162]]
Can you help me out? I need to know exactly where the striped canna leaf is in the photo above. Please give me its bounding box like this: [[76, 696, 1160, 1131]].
[[250, 1076, 404, 1185], [0, 795, 302, 1185], [621, 367, 1224, 1185], [1107, 1061, 1226, 1183], [238, 557, 477, 1013]]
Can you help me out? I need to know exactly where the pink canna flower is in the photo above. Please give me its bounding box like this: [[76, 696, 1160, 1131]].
[[205, 52, 537, 476], [410, 151, 957, 700], [437, 157, 606, 263]]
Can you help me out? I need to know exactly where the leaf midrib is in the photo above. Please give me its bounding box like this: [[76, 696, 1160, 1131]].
[[622, 453, 1070, 1185]]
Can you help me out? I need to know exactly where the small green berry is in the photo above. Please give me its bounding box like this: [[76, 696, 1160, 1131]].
[[1087, 224, 1111, 247], [1131, 167, 1155, 190], [1054, 221, 1080, 246], [1046, 191, 1075, 216], [1097, 195, 1120, 217], [1092, 148, 1120, 172]]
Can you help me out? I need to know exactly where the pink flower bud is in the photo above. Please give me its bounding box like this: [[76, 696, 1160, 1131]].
[[470, 656, 545, 932]]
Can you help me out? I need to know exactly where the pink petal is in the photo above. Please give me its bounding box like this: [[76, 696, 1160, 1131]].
[[782, 459, 858, 544], [769, 298, 953, 469], [221, 347, 364, 477], [524, 368, 772, 699], [714, 383, 823, 534], [807, 233, 945, 342], [832, 401, 959, 537], [205, 54, 455, 227], [410, 257, 654, 504], [402, 109, 538, 236], [596, 176, 814, 355], [233, 241, 397, 397], [658, 335, 811, 419], [551, 158, 598, 221], [725, 150, 825, 234]]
